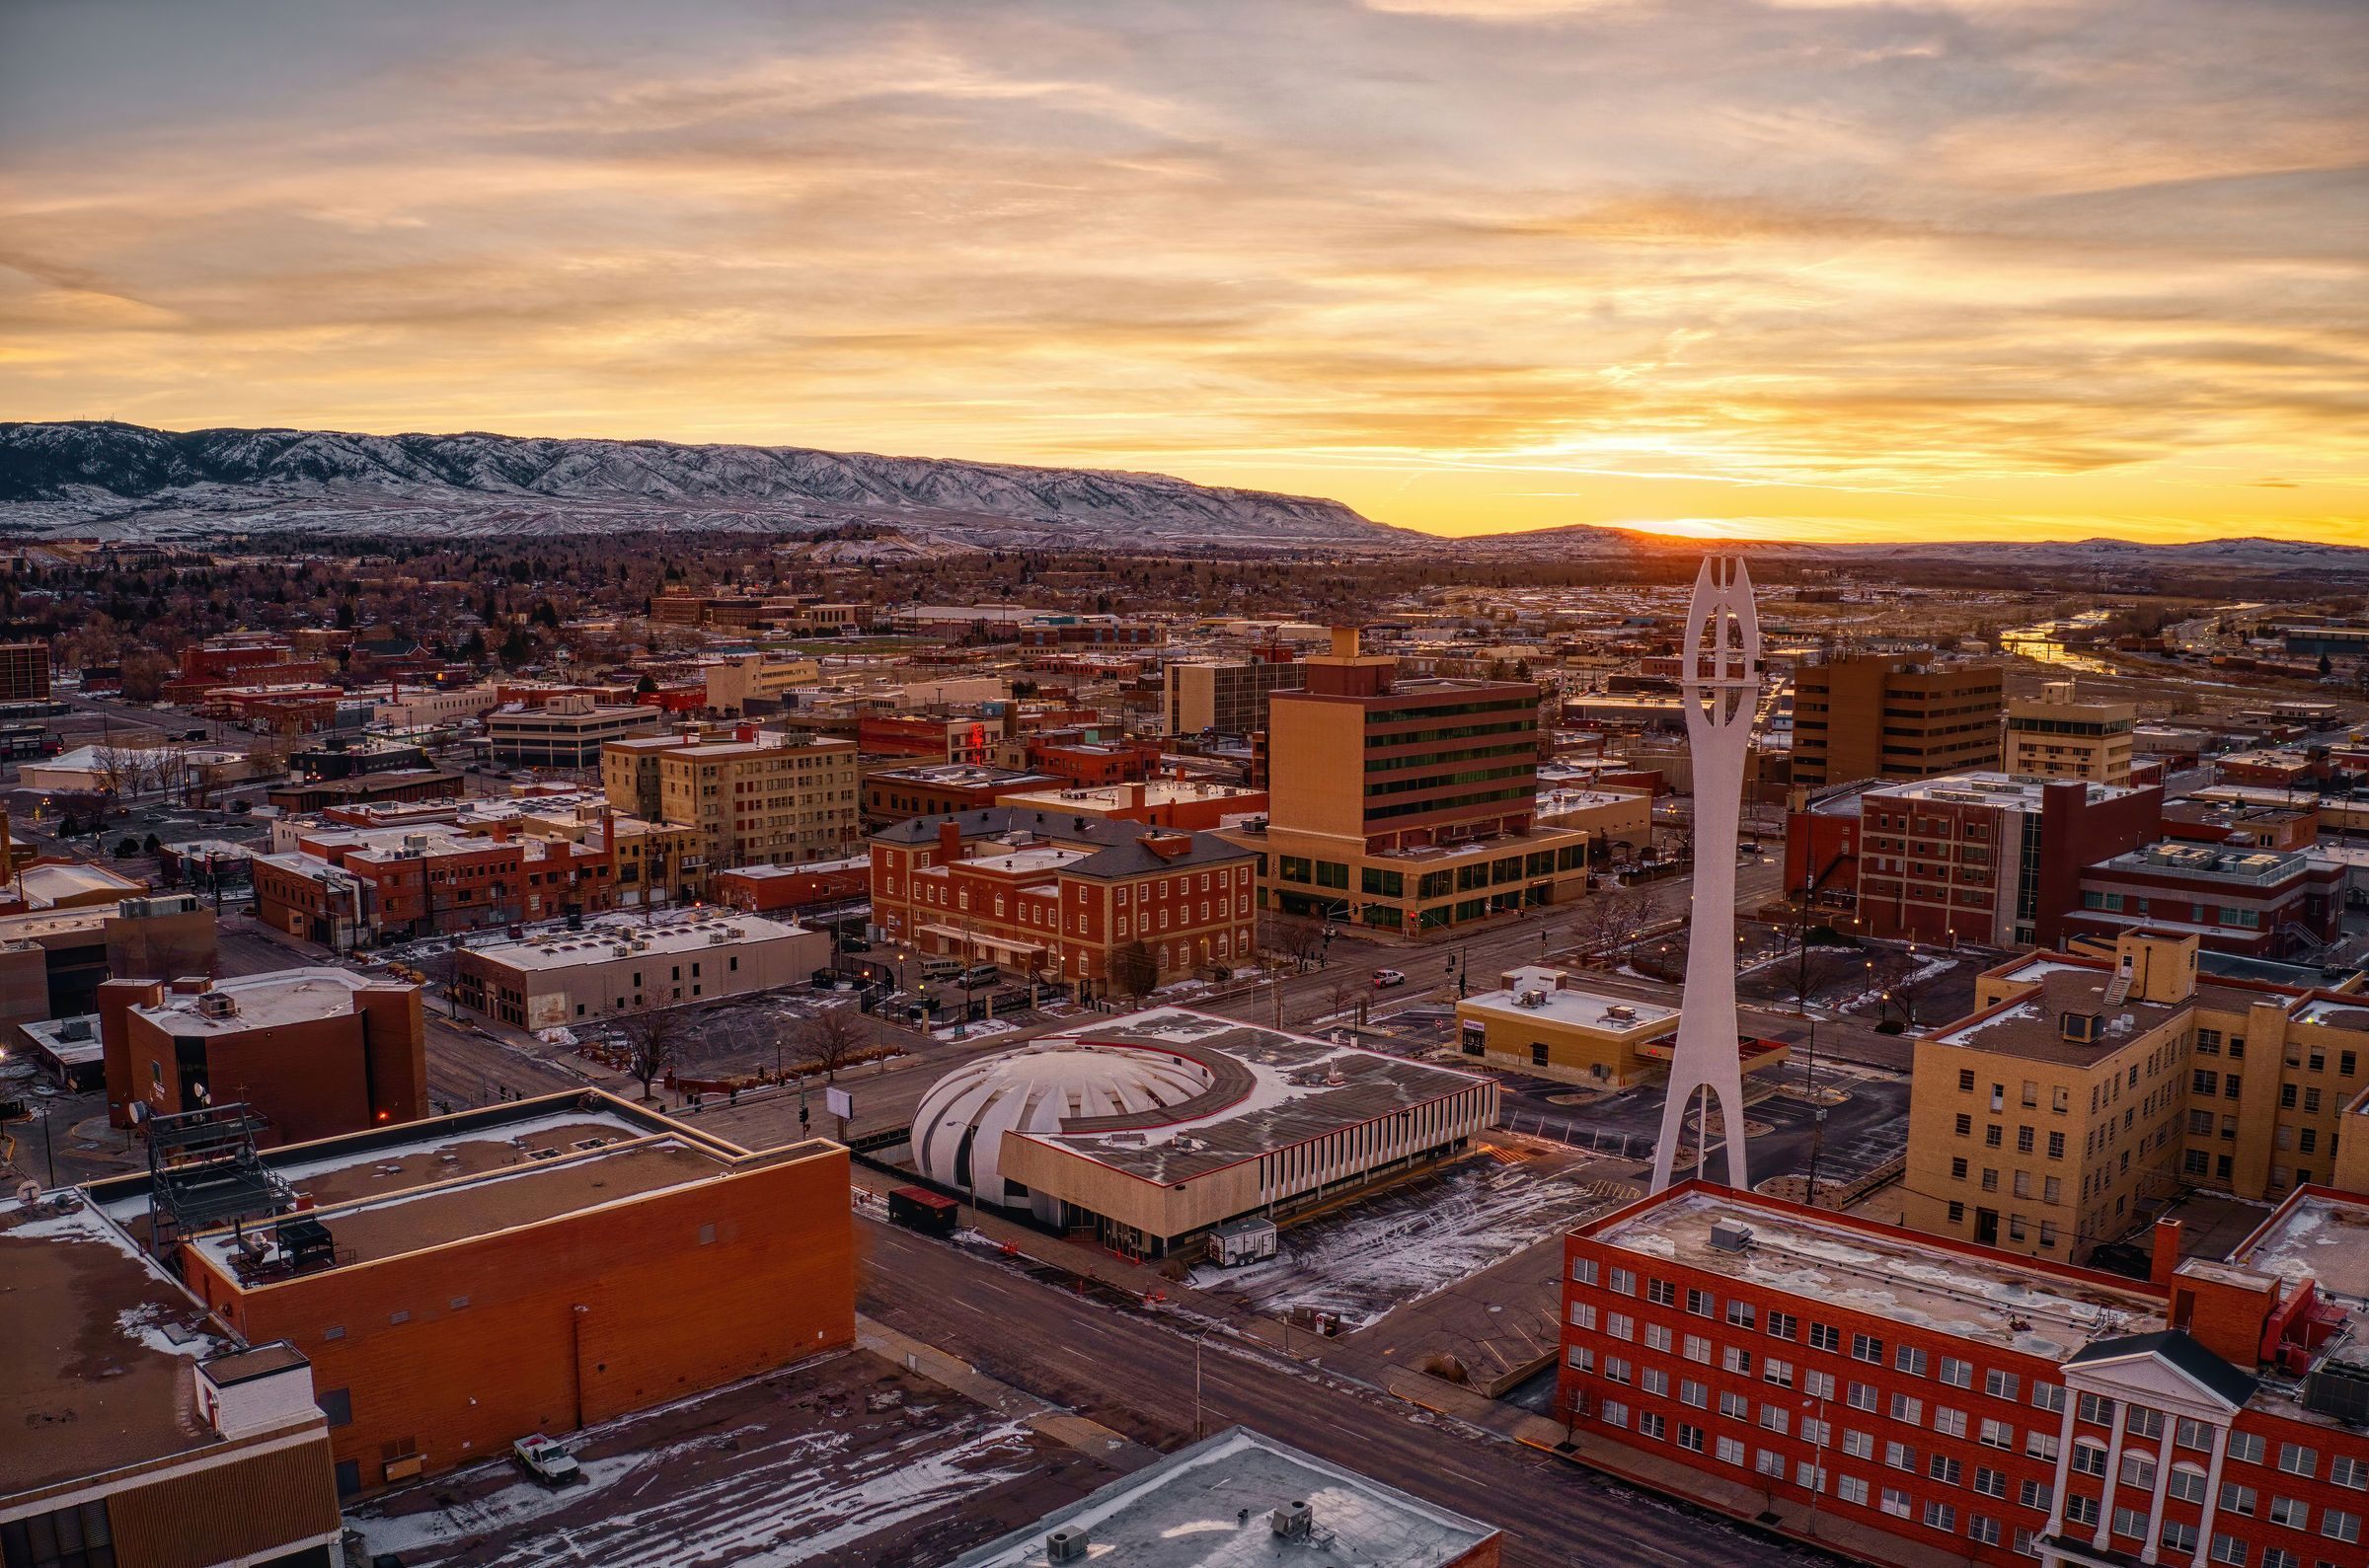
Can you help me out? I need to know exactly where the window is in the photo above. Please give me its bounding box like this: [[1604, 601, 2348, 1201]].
[[2031, 1381, 2065, 1415], [2169, 1465, 2209, 1504], [1924, 1501, 1957, 1531], [1720, 1391, 1750, 1420], [1646, 1278, 1677, 1307], [1755, 1449, 1785, 1478], [1881, 1487, 1912, 1519], [1939, 1357, 1973, 1388], [2332, 1456, 2367, 1490], [1896, 1345, 1930, 1378], [1603, 1357, 1631, 1384], [2127, 1405, 2164, 1441], [1679, 1423, 1706, 1453], [2228, 1431, 2265, 1465], [319, 1387, 353, 1426], [1839, 1474, 1870, 1506], [1608, 1267, 1636, 1296], [2026, 1431, 2060, 1462], [2112, 1506, 2151, 1540], [2160, 1523, 2197, 1555], [1802, 1416, 1830, 1447], [1955, 1114, 1973, 1137], [2120, 1453, 2157, 1491], [1979, 1418, 2014, 1450], [1567, 1346, 1593, 1371], [1601, 1399, 1629, 1428], [2212, 1536, 2252, 1566], [1607, 1313, 1634, 1340], [1796, 1460, 1827, 1492], [2065, 1494, 2100, 1528], [2175, 1416, 2211, 1451], [2077, 1391, 2116, 1428], [1683, 1334, 1712, 1364], [1969, 1515, 2003, 1546], [2019, 1479, 2051, 1511], [2323, 1509, 2361, 1543], [1639, 1411, 1666, 1441], [1, 1503, 114, 1568], [1717, 1435, 1746, 1464], [1641, 1368, 1669, 1397], [2072, 1442, 2109, 1478], [1572, 1257, 1599, 1285], [1934, 1407, 1968, 1439], [1852, 1332, 1884, 1364], [1686, 1288, 1715, 1317], [1928, 1454, 1962, 1485], [1768, 1311, 1799, 1341], [1569, 1303, 1596, 1330], [1804, 1370, 1836, 1400], [1847, 1381, 1878, 1412], [1985, 1370, 2020, 1401], [1949, 1201, 1965, 1224], [1986, 1126, 2003, 1149], [2278, 1442, 2317, 1477], [1725, 1300, 1755, 1329], [1843, 1429, 1874, 1459], [2266, 1496, 2306, 1529], [1760, 1404, 1790, 1436], [1886, 1440, 1916, 1470], [1644, 1323, 1673, 1353], [1809, 1322, 1841, 1353], [1764, 1359, 1795, 1389], [2017, 1126, 2034, 1154], [2221, 1482, 2256, 1516], [1722, 1345, 1753, 1376]]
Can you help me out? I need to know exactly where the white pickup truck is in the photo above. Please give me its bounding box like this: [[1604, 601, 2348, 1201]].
[[512, 1433, 583, 1487]]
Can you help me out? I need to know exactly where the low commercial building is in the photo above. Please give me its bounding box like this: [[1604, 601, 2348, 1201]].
[[949, 1426, 1501, 1568], [714, 854, 868, 914], [372, 683, 502, 727], [265, 769, 466, 813], [1558, 1180, 2369, 1568], [1455, 966, 1788, 1089], [1534, 785, 1652, 854], [865, 762, 1065, 825], [82, 1090, 854, 1500], [908, 1007, 1497, 1258], [15, 1011, 104, 1090], [3, 1200, 342, 1567], [703, 653, 821, 715], [2071, 842, 2343, 960], [993, 779, 1269, 832], [487, 693, 660, 768], [96, 968, 427, 1142], [0, 893, 218, 1025], [454, 913, 827, 1027]]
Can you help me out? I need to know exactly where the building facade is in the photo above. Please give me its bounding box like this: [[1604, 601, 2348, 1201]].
[[454, 913, 826, 1026], [2071, 844, 2343, 960], [0, 640, 52, 703], [1165, 657, 1306, 737], [1792, 653, 2006, 787], [486, 694, 660, 768], [1221, 629, 1587, 935], [2009, 681, 2137, 785]]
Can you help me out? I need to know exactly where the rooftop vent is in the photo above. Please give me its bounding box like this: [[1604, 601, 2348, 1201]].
[[1045, 1526, 1091, 1563], [1272, 1501, 1313, 1539], [1604, 1004, 1637, 1021], [196, 992, 239, 1021], [1710, 1218, 1755, 1253], [2061, 1010, 2102, 1044]]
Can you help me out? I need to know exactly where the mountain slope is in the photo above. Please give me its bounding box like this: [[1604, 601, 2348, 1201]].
[[0, 421, 1400, 548]]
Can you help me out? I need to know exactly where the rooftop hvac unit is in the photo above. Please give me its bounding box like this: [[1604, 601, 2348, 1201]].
[[2304, 1346, 2369, 1424], [1045, 1526, 1091, 1563], [1517, 990, 1548, 1008], [58, 1017, 93, 1042], [1271, 1501, 1313, 1539], [1605, 1005, 1637, 1021], [709, 933, 728, 945], [196, 993, 239, 1020], [726, 927, 745, 938], [1710, 1219, 1754, 1253]]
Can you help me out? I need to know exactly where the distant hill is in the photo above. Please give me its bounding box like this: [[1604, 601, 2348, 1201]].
[[1439, 521, 2369, 575], [0, 421, 1406, 550]]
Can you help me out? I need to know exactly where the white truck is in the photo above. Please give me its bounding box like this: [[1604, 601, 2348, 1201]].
[[512, 1433, 583, 1487]]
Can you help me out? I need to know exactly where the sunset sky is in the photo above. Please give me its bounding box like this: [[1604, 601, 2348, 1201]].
[[1, 0, 2362, 543]]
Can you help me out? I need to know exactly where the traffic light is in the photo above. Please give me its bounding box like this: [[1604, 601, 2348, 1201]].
[[799, 1104, 809, 1127], [1444, 955, 1455, 972]]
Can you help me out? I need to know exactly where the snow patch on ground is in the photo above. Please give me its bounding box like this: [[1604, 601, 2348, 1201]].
[[1185, 1161, 1611, 1329]]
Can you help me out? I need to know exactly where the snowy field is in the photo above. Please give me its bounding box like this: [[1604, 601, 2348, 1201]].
[[1185, 1157, 1612, 1329]]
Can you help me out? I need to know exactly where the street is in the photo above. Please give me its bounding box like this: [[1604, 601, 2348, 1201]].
[[858, 1218, 1835, 1568]]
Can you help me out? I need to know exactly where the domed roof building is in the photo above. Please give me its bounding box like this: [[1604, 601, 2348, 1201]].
[[910, 1044, 1213, 1225]]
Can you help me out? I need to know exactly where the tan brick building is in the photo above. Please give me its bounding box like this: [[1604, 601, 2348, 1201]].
[[1904, 928, 2369, 1264], [1792, 652, 2005, 787], [604, 731, 861, 870]]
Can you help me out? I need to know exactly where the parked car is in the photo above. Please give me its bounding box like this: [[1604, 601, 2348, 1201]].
[[1372, 968, 1406, 989], [512, 1433, 582, 1487]]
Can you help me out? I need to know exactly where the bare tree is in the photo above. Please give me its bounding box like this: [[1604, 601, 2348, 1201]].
[[1872, 947, 1943, 1026], [1109, 939, 1158, 1003], [796, 1005, 872, 1083], [1260, 910, 1325, 973], [615, 997, 696, 1103], [1790, 946, 1864, 1010]]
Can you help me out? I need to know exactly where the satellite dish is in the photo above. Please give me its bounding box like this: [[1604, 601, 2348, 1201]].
[[15, 1179, 41, 1209]]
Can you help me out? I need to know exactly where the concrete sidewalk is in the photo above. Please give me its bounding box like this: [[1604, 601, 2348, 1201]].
[[854, 1312, 1163, 1472]]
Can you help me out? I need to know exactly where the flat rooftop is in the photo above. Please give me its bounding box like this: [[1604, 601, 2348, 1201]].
[[2229, 1191, 2369, 1307], [1935, 962, 2276, 1066], [82, 1098, 839, 1286], [997, 782, 1264, 809], [1593, 1190, 2166, 1361], [132, 967, 415, 1036], [1, 1200, 231, 1499], [466, 914, 809, 971], [19, 1013, 103, 1065], [1014, 1008, 1491, 1185], [949, 1425, 1498, 1568], [1867, 771, 2146, 808], [1458, 971, 1677, 1036]]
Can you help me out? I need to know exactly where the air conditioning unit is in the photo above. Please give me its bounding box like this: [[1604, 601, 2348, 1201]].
[[1710, 1219, 1754, 1253], [1045, 1527, 1091, 1563], [1605, 1005, 1637, 1021], [197, 993, 239, 1020], [1271, 1501, 1312, 1539]]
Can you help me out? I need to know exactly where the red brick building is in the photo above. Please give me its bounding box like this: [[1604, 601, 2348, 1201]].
[[714, 855, 868, 913], [1784, 772, 2163, 947], [92, 1091, 854, 1500], [1557, 1183, 2369, 1568], [97, 969, 426, 1142], [2069, 844, 2344, 960]]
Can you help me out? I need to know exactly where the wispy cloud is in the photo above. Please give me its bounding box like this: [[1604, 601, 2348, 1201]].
[[0, 0, 2361, 541]]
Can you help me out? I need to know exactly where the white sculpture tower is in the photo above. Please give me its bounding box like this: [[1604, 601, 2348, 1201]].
[[1648, 556, 1763, 1194]]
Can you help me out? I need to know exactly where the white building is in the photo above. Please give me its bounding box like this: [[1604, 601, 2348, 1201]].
[[454, 913, 828, 1028], [372, 685, 503, 727]]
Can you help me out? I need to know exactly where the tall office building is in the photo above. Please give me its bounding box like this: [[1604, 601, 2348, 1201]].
[[1165, 656, 1305, 737], [1221, 629, 1587, 934], [1792, 652, 2004, 786], [2006, 679, 2136, 784]]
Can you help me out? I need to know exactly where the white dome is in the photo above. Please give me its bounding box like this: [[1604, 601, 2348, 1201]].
[[910, 1045, 1211, 1222]]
